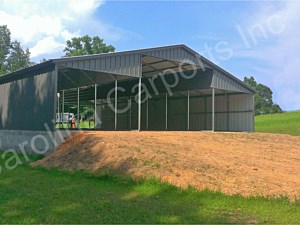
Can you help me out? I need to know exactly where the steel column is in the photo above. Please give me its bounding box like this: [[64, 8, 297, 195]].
[[138, 77, 142, 131], [115, 80, 118, 131], [212, 88, 215, 132], [57, 92, 60, 128], [252, 94, 255, 132], [187, 90, 190, 131], [62, 90, 64, 126], [77, 87, 80, 129], [94, 84, 97, 129]]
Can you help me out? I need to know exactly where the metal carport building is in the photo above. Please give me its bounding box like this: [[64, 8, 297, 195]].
[[0, 44, 255, 153]]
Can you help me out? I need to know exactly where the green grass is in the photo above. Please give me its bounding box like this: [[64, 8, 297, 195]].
[[0, 153, 299, 224], [255, 111, 300, 136], [56, 121, 95, 129]]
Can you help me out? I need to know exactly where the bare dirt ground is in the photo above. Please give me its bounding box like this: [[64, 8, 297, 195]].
[[33, 131, 300, 200]]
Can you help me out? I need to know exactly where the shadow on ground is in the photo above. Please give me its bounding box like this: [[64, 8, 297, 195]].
[[0, 163, 259, 224]]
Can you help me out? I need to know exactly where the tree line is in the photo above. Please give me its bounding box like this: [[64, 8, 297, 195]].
[[244, 76, 282, 115], [0, 25, 31, 75], [0, 25, 282, 115]]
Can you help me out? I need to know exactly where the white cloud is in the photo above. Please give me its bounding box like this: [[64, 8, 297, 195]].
[[30, 36, 63, 58], [0, 0, 103, 59], [0, 0, 137, 60], [232, 2, 300, 111]]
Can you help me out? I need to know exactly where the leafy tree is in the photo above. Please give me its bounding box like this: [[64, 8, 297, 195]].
[[40, 58, 48, 63], [63, 35, 115, 57], [0, 25, 11, 75], [244, 76, 283, 115], [0, 25, 31, 76], [6, 41, 31, 73], [271, 104, 282, 114]]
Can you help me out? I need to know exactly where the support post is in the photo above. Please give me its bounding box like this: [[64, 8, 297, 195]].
[[57, 92, 60, 128], [62, 90, 64, 127], [54, 65, 58, 131], [115, 80, 118, 131], [252, 94, 255, 132], [187, 90, 190, 131], [212, 88, 215, 132], [94, 84, 97, 129], [77, 87, 80, 129], [68, 106, 70, 129], [138, 77, 142, 131], [165, 93, 168, 130]]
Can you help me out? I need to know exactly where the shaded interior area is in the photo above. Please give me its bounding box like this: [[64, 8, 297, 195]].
[[56, 55, 253, 131]]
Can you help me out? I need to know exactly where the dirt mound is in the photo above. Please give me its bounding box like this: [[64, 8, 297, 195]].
[[33, 131, 300, 200]]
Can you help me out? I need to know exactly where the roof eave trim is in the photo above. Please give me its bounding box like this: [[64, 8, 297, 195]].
[[180, 45, 256, 93]]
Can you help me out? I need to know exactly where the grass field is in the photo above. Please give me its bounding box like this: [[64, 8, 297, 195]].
[[255, 111, 300, 136], [0, 153, 299, 224], [56, 121, 95, 129]]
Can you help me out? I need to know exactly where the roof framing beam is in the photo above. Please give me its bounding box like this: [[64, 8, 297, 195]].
[[59, 70, 78, 88]]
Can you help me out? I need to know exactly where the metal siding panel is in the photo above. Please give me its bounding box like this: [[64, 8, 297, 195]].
[[100, 58, 105, 70], [189, 96, 208, 130], [79, 61, 84, 69], [120, 55, 125, 75], [104, 57, 109, 72], [168, 97, 187, 130], [143, 47, 203, 67], [90, 59, 95, 70], [0, 71, 56, 131], [116, 55, 121, 74], [131, 100, 138, 130], [190, 97, 206, 113], [228, 94, 254, 131], [111, 56, 116, 73], [215, 113, 227, 131], [95, 59, 100, 70], [135, 53, 141, 77], [101, 102, 115, 130], [212, 71, 251, 93], [117, 101, 130, 130], [132, 54, 137, 76], [165, 49, 169, 58], [129, 54, 135, 76], [148, 96, 165, 130], [125, 55, 130, 75], [58, 46, 211, 78], [174, 48, 178, 59], [85, 60, 90, 69], [105, 57, 111, 72], [214, 95, 227, 131]]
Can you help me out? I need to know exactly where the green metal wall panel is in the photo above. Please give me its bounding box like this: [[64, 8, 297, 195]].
[[0, 71, 56, 131]]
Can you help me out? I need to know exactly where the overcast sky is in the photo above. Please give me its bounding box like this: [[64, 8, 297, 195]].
[[0, 0, 299, 111]]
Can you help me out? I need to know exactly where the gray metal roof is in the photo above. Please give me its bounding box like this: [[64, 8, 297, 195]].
[[0, 44, 255, 93]]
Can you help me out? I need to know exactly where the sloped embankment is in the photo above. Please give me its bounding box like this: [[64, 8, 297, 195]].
[[33, 131, 300, 200]]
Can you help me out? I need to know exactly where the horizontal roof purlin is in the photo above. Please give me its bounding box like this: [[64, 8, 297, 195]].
[[0, 44, 255, 93]]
